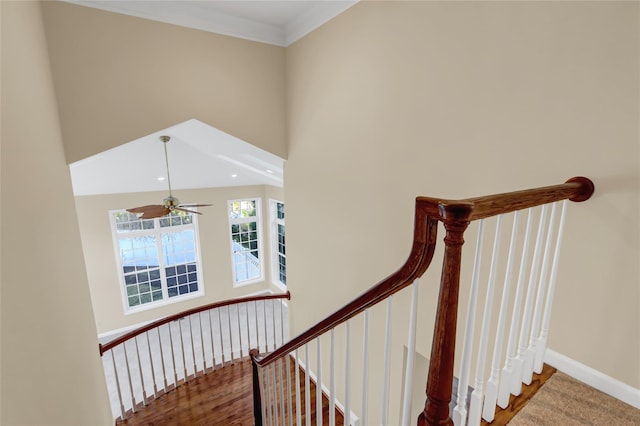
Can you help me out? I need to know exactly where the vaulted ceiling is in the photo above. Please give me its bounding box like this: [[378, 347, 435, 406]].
[[65, 1, 357, 195]]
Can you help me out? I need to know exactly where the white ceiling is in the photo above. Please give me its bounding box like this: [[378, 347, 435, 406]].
[[70, 119, 284, 196], [66, 1, 357, 196], [64, 0, 357, 47]]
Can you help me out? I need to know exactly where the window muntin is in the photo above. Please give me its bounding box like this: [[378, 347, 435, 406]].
[[270, 200, 286, 287], [111, 210, 203, 312], [228, 199, 263, 285]]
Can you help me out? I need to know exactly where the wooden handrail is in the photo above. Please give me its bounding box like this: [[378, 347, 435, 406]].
[[247, 177, 593, 426], [418, 176, 594, 425], [99, 292, 290, 355], [419, 176, 595, 222], [254, 198, 440, 367], [253, 177, 594, 370]]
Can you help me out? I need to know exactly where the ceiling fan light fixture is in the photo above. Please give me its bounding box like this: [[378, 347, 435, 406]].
[[126, 135, 212, 219]]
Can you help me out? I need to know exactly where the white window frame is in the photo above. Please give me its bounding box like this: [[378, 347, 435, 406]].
[[269, 199, 286, 290], [227, 198, 264, 287], [110, 209, 205, 314]]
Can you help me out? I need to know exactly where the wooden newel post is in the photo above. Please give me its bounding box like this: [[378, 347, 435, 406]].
[[418, 203, 472, 426], [249, 349, 263, 426]]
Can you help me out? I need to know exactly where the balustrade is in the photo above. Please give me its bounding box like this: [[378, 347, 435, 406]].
[[99, 292, 290, 420]]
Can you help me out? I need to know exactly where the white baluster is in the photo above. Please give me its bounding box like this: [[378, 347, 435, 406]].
[[237, 303, 243, 358], [246, 303, 252, 354], [286, 355, 293, 426], [145, 332, 158, 397], [483, 212, 520, 421], [167, 323, 178, 387], [316, 337, 323, 426], [197, 312, 207, 372], [381, 296, 393, 426], [401, 280, 419, 426], [187, 315, 197, 377], [207, 310, 217, 370], [228, 306, 235, 363], [217, 308, 226, 365], [499, 209, 534, 404], [279, 358, 285, 426], [345, 320, 351, 426], [453, 220, 485, 426], [133, 336, 147, 405], [330, 329, 336, 426], [535, 201, 568, 372], [295, 349, 302, 426], [177, 318, 188, 382], [156, 327, 168, 390], [272, 300, 278, 351], [255, 301, 261, 353], [528, 203, 558, 375], [122, 342, 136, 412], [259, 367, 268, 426], [281, 300, 286, 346], [264, 300, 269, 353], [469, 216, 503, 425], [305, 345, 311, 426], [361, 310, 369, 426], [266, 363, 273, 426], [110, 349, 126, 419], [518, 205, 548, 386]]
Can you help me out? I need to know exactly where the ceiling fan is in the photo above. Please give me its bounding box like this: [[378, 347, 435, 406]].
[[126, 135, 211, 219]]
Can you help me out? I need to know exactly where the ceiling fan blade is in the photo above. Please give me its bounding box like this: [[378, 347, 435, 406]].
[[174, 207, 202, 215], [127, 204, 163, 213], [127, 205, 171, 219], [178, 203, 212, 208]]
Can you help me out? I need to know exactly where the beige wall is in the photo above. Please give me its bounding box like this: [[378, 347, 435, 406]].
[[40, 1, 287, 163], [1, 2, 112, 424], [285, 2, 639, 411], [75, 185, 284, 334], [3, 0, 638, 423]]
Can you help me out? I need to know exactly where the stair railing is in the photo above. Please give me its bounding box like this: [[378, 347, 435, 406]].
[[251, 195, 440, 425], [250, 177, 593, 426], [419, 177, 593, 426], [99, 292, 290, 421]]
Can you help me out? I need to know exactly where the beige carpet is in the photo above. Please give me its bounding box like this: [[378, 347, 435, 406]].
[[509, 372, 640, 425]]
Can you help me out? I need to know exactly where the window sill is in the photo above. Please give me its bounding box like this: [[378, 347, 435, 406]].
[[233, 277, 265, 288], [124, 291, 205, 315]]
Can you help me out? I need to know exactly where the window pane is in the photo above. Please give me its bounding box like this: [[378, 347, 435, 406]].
[[229, 199, 261, 283], [118, 236, 159, 269], [113, 208, 202, 311], [160, 210, 193, 228], [162, 231, 196, 265], [230, 199, 257, 219], [279, 255, 286, 285], [115, 212, 154, 233], [272, 202, 286, 286]]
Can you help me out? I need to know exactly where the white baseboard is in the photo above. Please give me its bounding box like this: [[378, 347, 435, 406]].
[[544, 348, 640, 409]]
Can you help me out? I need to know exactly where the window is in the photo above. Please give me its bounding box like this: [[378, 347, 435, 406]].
[[228, 199, 263, 285], [270, 200, 286, 287], [111, 210, 203, 312]]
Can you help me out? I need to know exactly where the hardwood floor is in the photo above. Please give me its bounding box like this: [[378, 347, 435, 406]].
[[114, 357, 557, 425], [116, 358, 343, 426]]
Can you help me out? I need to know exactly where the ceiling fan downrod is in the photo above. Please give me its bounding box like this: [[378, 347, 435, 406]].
[[160, 135, 173, 199]]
